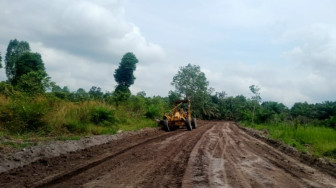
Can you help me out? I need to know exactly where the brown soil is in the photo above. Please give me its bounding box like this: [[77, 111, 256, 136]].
[[0, 121, 335, 188]]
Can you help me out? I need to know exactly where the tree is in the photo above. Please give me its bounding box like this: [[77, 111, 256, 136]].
[[113, 85, 131, 106], [113, 52, 138, 104], [89, 86, 104, 100], [5, 39, 31, 82], [219, 95, 248, 121], [136, 91, 147, 97], [51, 84, 68, 99], [211, 91, 227, 104], [315, 101, 336, 120], [171, 64, 209, 117], [0, 52, 2, 68], [12, 52, 47, 85], [3, 39, 50, 94], [76, 88, 90, 100], [249, 85, 261, 124], [168, 90, 181, 106], [12, 52, 49, 94], [259, 101, 288, 123], [16, 70, 50, 94], [114, 52, 139, 87]]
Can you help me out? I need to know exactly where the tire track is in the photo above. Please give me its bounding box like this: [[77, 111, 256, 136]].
[[0, 128, 180, 188], [208, 125, 227, 187], [182, 123, 217, 187], [2, 121, 336, 187], [183, 121, 336, 188], [33, 130, 181, 187], [229, 124, 327, 187], [49, 121, 212, 187]]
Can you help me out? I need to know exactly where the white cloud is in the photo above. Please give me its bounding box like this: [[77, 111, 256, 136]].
[[284, 24, 336, 73], [202, 55, 336, 107], [1, 0, 336, 106], [31, 42, 117, 92], [0, 0, 165, 92]]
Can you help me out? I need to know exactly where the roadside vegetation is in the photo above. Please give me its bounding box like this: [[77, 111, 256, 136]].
[[0, 38, 335, 160], [0, 39, 169, 150], [244, 123, 336, 160], [0, 90, 168, 149]]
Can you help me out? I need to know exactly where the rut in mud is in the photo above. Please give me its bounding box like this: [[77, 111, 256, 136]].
[[0, 121, 335, 187]]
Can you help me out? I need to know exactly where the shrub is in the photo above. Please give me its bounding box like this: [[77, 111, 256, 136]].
[[0, 96, 49, 133], [91, 107, 116, 125], [64, 120, 88, 133], [128, 95, 146, 116], [324, 116, 336, 128], [0, 81, 15, 96], [324, 148, 336, 158], [145, 105, 160, 119]]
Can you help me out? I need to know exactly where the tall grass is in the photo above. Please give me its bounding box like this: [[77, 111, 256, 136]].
[[114, 104, 157, 131], [0, 93, 161, 147], [243, 123, 336, 159]]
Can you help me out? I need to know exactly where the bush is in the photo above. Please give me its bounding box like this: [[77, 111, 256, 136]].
[[0, 96, 49, 133], [64, 120, 88, 133], [91, 107, 116, 125], [324, 148, 336, 158], [324, 116, 336, 128], [145, 105, 160, 119], [0, 81, 15, 96], [128, 95, 146, 116]]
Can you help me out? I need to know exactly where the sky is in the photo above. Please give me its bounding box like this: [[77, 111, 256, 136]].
[[0, 0, 335, 107]]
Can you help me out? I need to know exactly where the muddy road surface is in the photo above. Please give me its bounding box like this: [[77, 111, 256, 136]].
[[1, 121, 336, 187]]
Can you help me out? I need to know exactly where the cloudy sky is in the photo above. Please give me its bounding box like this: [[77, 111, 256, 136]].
[[0, 0, 335, 106]]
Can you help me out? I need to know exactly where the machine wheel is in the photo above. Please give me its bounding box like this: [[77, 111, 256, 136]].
[[185, 118, 192, 131], [191, 118, 197, 129], [163, 119, 170, 132]]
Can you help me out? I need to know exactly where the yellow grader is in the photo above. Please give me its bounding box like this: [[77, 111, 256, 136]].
[[160, 99, 197, 131]]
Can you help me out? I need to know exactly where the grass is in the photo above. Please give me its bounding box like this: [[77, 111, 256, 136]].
[[241, 122, 336, 159], [2, 141, 36, 149], [118, 118, 157, 131], [0, 131, 39, 151], [0, 94, 160, 151], [56, 135, 82, 141]]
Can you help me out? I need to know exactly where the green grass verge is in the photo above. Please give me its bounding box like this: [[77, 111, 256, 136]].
[[241, 123, 336, 159], [118, 118, 157, 131], [2, 141, 36, 149]]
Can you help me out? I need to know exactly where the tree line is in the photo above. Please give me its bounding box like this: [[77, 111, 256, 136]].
[[169, 64, 336, 128], [0, 38, 335, 132], [0, 39, 170, 134], [0, 39, 139, 105]]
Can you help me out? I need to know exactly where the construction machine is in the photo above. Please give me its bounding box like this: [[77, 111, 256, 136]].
[[159, 99, 197, 131]]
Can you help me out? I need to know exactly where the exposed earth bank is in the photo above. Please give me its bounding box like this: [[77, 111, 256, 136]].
[[0, 121, 335, 187]]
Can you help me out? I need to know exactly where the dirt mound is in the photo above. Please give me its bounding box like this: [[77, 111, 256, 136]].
[[0, 127, 159, 173]]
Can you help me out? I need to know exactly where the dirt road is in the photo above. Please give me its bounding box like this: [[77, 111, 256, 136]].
[[1, 121, 336, 187]]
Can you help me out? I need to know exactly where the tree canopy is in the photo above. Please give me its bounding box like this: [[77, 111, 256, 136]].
[[0, 52, 2, 68], [249, 85, 262, 124], [171, 64, 210, 117], [172, 64, 209, 99], [3, 39, 49, 94], [15, 70, 50, 94], [113, 52, 138, 105], [114, 52, 138, 87], [249, 85, 261, 103], [5, 39, 31, 83], [12, 52, 47, 85], [89, 86, 104, 100]]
